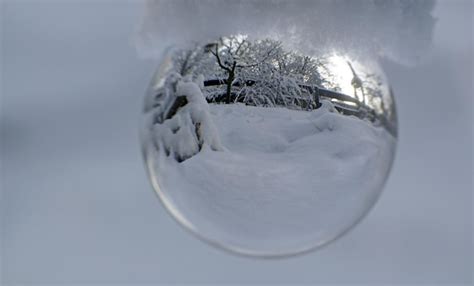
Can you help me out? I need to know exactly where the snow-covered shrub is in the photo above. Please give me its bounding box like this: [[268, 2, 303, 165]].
[[153, 79, 223, 162]]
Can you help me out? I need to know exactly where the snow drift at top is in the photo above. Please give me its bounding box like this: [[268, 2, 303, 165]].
[[138, 0, 436, 65]]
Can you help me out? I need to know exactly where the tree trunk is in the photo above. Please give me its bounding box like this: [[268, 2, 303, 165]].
[[226, 61, 237, 104], [166, 95, 188, 120]]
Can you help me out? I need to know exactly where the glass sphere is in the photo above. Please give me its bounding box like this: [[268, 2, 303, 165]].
[[141, 35, 397, 257]]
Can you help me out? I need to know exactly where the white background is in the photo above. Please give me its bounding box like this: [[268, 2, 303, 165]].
[[1, 0, 472, 284]]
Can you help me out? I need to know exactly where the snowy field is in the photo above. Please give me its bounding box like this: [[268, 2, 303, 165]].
[[145, 86, 396, 255]]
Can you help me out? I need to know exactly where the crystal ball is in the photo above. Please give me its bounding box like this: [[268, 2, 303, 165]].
[[141, 35, 397, 257]]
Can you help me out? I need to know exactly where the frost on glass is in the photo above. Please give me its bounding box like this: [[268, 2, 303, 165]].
[[141, 36, 397, 256]]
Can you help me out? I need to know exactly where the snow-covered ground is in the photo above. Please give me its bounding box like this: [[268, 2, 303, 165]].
[[144, 86, 396, 255]]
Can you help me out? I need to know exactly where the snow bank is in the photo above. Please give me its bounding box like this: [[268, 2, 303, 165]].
[[146, 101, 395, 255], [137, 0, 436, 65]]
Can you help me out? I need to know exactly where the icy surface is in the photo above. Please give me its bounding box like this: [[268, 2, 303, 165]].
[[138, 0, 436, 65], [146, 101, 395, 255]]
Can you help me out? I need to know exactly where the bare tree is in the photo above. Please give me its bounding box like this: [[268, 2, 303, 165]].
[[208, 36, 281, 104], [209, 42, 237, 104]]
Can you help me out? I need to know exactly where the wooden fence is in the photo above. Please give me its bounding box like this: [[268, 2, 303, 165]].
[[203, 79, 397, 137]]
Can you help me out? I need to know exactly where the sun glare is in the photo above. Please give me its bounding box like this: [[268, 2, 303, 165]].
[[326, 54, 356, 98]]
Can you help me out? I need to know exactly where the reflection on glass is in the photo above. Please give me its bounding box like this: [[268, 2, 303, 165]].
[[142, 35, 397, 257]]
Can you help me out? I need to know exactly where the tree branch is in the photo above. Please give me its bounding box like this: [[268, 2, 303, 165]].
[[210, 45, 231, 72]]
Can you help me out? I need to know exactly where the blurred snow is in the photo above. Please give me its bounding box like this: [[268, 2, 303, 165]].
[[1, 0, 473, 284], [138, 0, 436, 64]]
